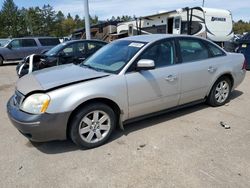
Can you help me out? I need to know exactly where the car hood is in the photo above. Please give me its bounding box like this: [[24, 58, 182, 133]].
[[16, 64, 110, 95]]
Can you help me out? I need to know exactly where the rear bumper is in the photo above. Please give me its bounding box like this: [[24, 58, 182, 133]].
[[7, 96, 71, 142], [232, 70, 246, 90]]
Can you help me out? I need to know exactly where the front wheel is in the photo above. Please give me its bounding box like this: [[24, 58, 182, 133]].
[[70, 103, 116, 148], [207, 77, 232, 107]]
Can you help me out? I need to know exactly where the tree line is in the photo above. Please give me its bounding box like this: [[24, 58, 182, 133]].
[[0, 0, 248, 38], [0, 0, 132, 38], [233, 20, 250, 34]]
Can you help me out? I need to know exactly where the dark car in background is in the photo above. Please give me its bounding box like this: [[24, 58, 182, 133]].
[[16, 40, 107, 77], [237, 33, 250, 70], [0, 37, 60, 66]]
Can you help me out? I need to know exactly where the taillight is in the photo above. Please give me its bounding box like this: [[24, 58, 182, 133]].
[[242, 59, 247, 70]]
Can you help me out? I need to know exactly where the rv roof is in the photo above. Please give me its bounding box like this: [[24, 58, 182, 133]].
[[141, 6, 231, 19], [119, 34, 177, 43]]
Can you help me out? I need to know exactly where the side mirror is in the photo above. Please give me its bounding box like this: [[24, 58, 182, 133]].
[[136, 59, 155, 71]]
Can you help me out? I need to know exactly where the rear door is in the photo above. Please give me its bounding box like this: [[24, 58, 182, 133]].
[[20, 39, 39, 57], [176, 37, 226, 105], [125, 39, 181, 119]]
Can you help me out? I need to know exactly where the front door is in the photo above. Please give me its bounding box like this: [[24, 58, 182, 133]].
[[125, 39, 180, 119], [6, 39, 24, 60]]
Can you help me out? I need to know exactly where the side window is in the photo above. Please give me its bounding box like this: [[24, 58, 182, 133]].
[[75, 42, 86, 56], [87, 42, 105, 56], [62, 44, 74, 56], [181, 21, 202, 35], [139, 40, 175, 68], [207, 43, 225, 57], [88, 42, 104, 51], [179, 39, 209, 63], [10, 40, 21, 48], [22, 39, 37, 47], [38, 38, 60, 46]]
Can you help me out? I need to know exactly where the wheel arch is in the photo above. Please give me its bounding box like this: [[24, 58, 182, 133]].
[[206, 72, 234, 97], [66, 97, 122, 139]]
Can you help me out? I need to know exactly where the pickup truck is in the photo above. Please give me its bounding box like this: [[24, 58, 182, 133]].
[[0, 37, 60, 66]]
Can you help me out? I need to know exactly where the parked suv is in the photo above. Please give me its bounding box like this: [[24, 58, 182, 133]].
[[0, 37, 60, 66]]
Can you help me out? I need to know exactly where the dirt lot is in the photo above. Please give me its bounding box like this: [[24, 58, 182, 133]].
[[0, 64, 250, 188]]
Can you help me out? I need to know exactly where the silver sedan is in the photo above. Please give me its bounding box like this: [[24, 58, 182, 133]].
[[7, 34, 246, 148]]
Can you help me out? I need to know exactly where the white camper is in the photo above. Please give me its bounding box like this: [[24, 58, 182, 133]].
[[116, 7, 234, 43]]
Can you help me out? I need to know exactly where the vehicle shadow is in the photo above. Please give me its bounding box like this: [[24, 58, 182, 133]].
[[229, 89, 243, 101], [1, 62, 18, 66], [32, 90, 243, 154]]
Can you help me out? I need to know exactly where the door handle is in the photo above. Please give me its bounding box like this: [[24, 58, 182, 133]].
[[208, 66, 217, 73], [165, 74, 177, 82]]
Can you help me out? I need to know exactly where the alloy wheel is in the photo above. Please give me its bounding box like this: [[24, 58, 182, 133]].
[[215, 80, 230, 103], [78, 110, 111, 144]]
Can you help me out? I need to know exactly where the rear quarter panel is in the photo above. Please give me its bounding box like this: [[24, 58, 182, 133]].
[[206, 52, 245, 95]]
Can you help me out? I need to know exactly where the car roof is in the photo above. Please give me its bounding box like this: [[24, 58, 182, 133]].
[[119, 34, 207, 43], [64, 39, 108, 45], [10, 37, 59, 40]]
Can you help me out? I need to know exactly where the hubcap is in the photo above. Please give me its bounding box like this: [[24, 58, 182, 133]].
[[215, 81, 229, 103], [78, 110, 111, 143]]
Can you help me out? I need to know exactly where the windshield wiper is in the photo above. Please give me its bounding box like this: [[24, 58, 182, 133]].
[[81, 64, 104, 72]]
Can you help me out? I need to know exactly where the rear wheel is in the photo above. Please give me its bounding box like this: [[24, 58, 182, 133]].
[[70, 103, 116, 148], [207, 77, 231, 107], [0, 56, 3, 66]]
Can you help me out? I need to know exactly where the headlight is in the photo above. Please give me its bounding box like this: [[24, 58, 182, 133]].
[[20, 94, 50, 114]]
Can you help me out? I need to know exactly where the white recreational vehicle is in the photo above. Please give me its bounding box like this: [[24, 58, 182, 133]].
[[116, 7, 234, 43]]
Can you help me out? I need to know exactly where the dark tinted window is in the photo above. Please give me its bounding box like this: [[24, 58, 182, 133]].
[[139, 40, 175, 68], [75, 42, 86, 56], [87, 42, 105, 54], [179, 39, 209, 62], [38, 38, 60, 46], [207, 43, 225, 57], [22, 39, 37, 47], [181, 21, 202, 35], [62, 44, 74, 56]]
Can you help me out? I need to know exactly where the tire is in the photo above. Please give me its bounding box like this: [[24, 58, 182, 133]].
[[207, 77, 232, 107], [70, 103, 116, 148], [0, 56, 3, 66]]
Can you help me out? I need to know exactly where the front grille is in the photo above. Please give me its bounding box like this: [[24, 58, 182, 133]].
[[13, 91, 24, 107]]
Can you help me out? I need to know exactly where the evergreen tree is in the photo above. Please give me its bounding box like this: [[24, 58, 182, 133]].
[[0, 0, 20, 37], [41, 4, 56, 35]]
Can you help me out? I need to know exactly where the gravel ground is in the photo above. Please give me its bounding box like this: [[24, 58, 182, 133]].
[[0, 64, 250, 188]]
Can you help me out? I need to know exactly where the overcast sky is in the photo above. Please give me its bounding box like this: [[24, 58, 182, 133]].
[[1, 0, 249, 21]]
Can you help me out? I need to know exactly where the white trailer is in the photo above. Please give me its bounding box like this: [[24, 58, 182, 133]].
[[116, 7, 234, 43]]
